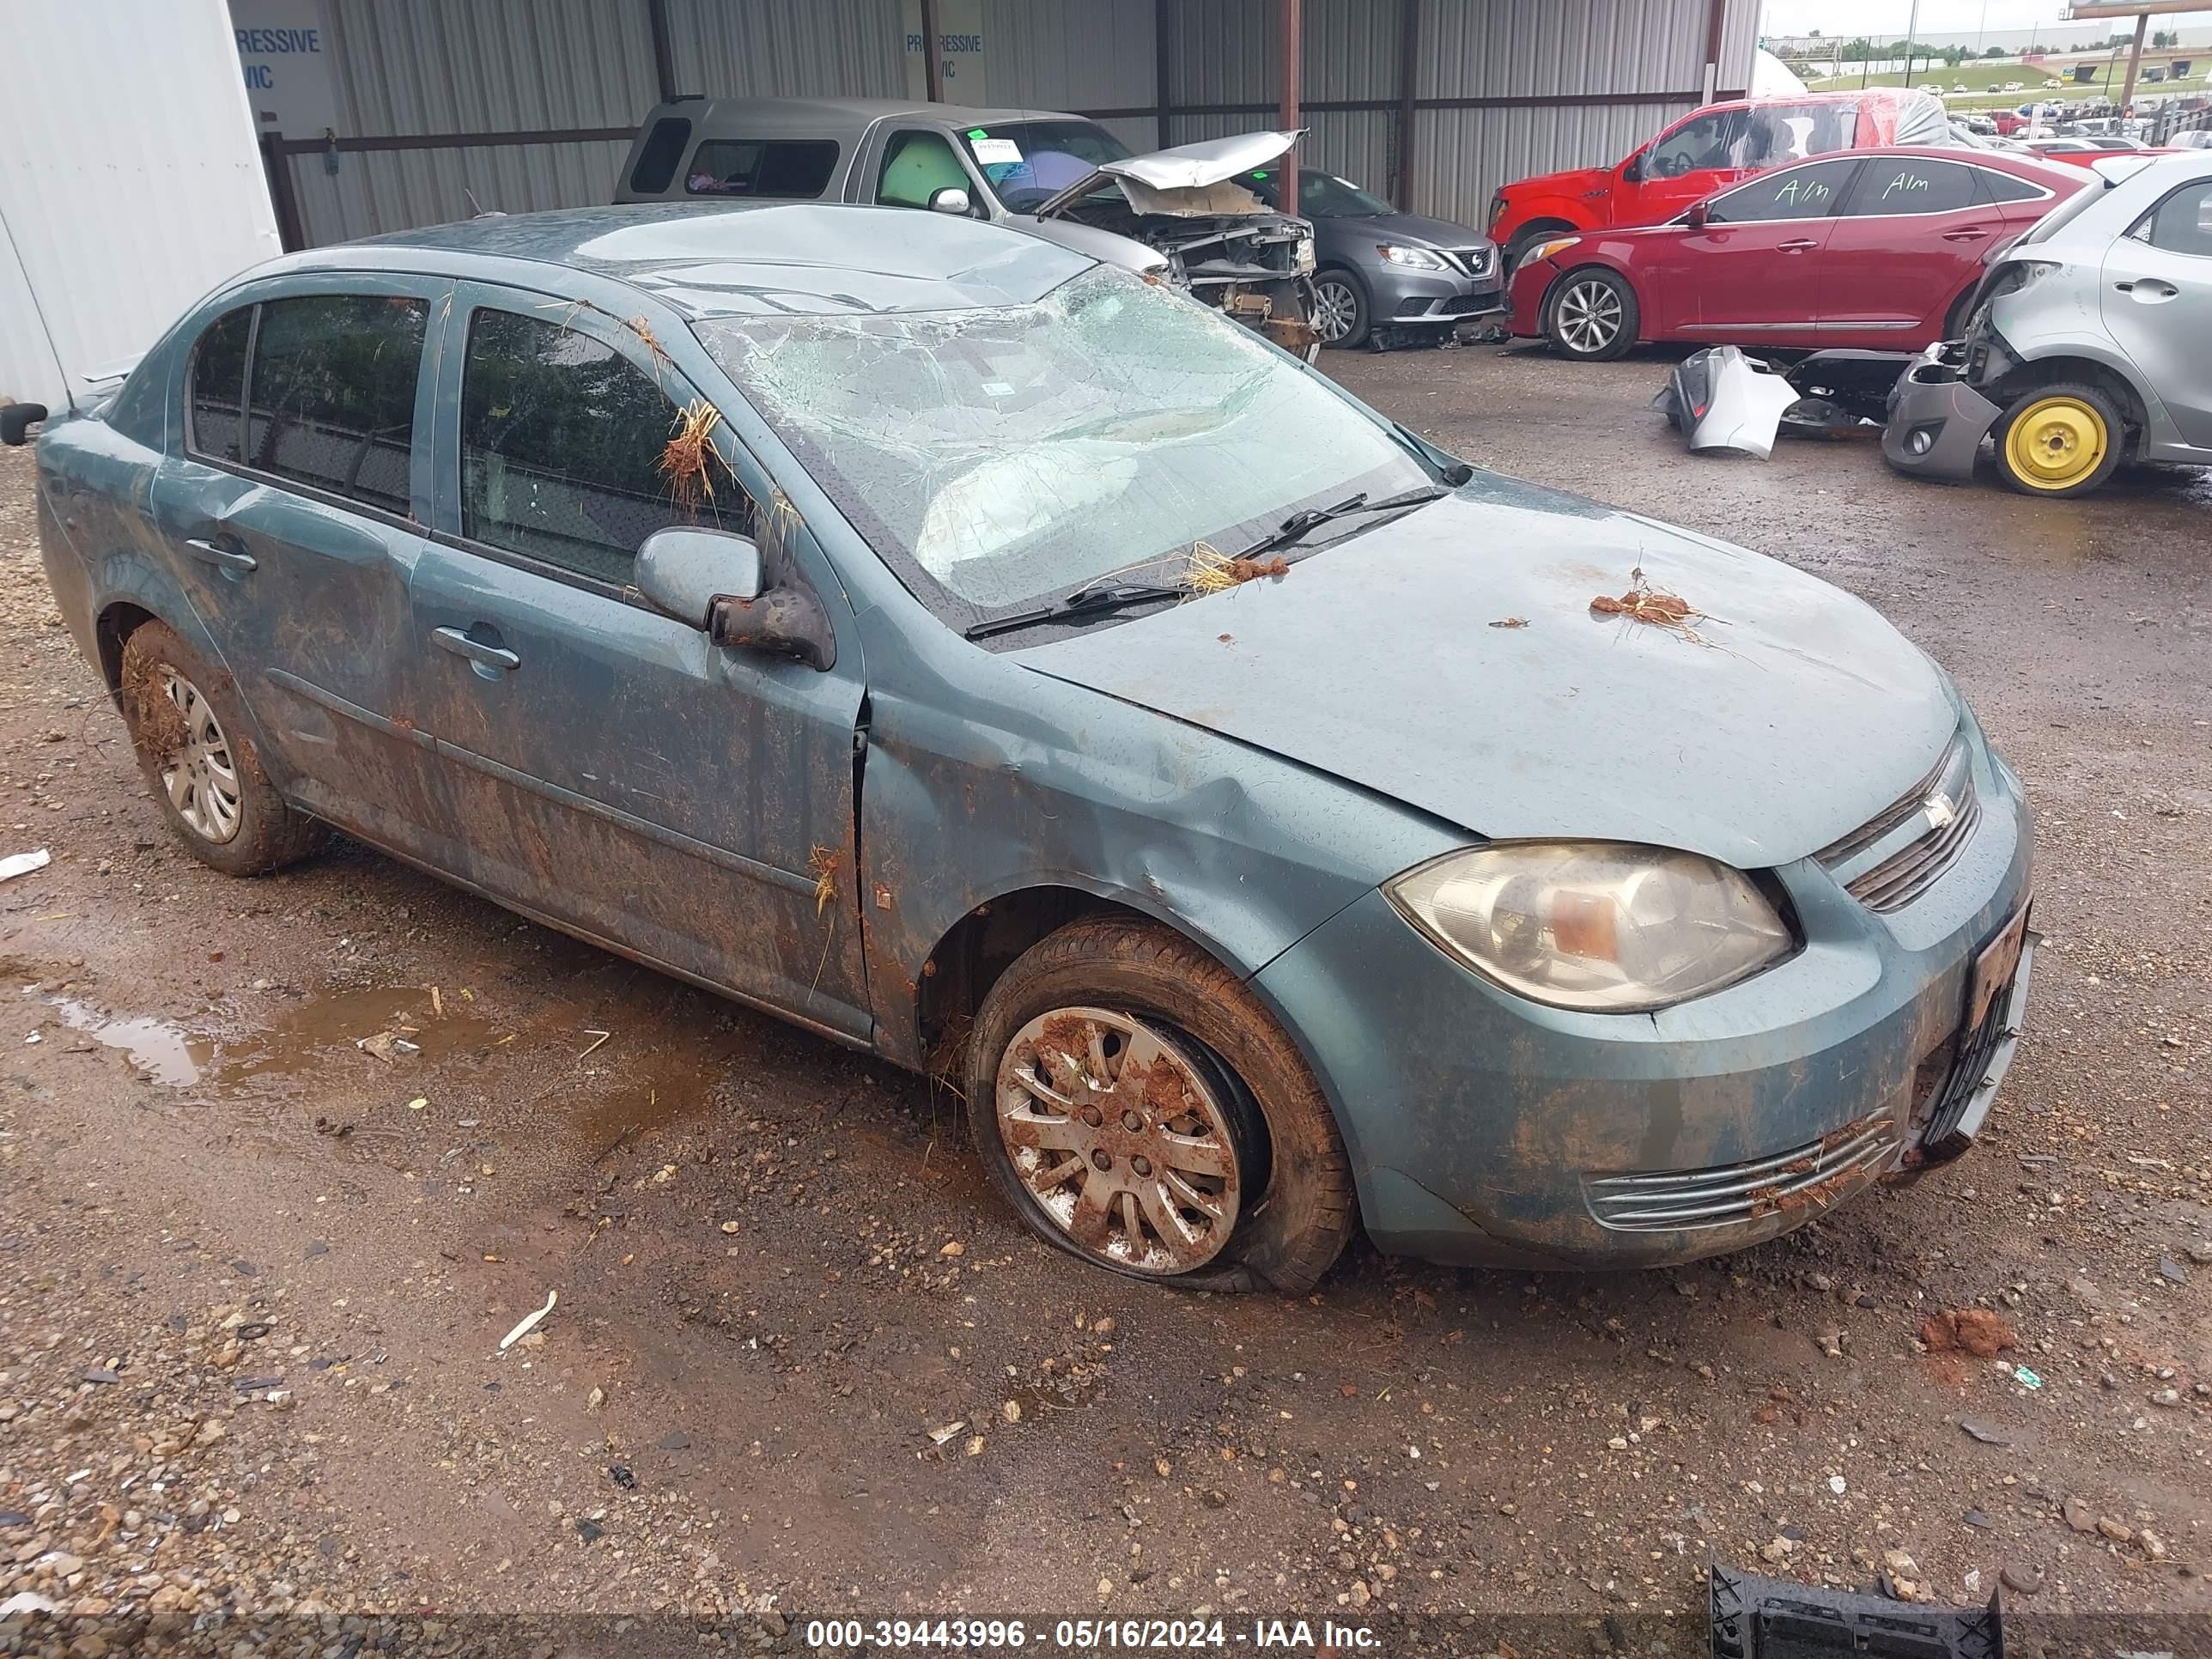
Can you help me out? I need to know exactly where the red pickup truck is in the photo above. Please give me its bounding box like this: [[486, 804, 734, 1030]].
[[1489, 88, 1950, 272]]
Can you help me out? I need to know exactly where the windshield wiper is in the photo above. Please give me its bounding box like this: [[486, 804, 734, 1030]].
[[1234, 484, 1449, 562], [963, 580, 1188, 641]]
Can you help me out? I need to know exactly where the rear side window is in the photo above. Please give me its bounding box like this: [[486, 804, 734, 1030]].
[[1704, 159, 1859, 222], [2142, 180, 2212, 258], [1839, 159, 1980, 217], [459, 308, 756, 586], [243, 295, 426, 515], [1974, 168, 2051, 205], [629, 118, 692, 194], [185, 307, 252, 463], [686, 138, 840, 198]]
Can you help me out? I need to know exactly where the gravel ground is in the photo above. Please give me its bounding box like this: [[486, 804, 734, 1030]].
[[0, 342, 2207, 1656]]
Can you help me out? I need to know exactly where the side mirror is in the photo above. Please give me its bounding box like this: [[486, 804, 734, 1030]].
[[1683, 201, 1711, 230], [635, 526, 760, 629], [1621, 150, 1646, 184], [928, 185, 972, 216]]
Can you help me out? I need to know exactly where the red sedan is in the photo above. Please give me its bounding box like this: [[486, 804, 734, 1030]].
[[1508, 148, 2087, 362]]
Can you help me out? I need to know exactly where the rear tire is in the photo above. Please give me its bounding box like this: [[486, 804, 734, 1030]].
[[1546, 267, 1638, 362], [1991, 382, 2124, 498], [118, 620, 322, 877], [964, 917, 1356, 1293]]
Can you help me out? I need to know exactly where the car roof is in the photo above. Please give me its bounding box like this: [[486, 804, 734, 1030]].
[[1842, 145, 2087, 185], [315, 201, 1097, 318], [653, 95, 1085, 131]]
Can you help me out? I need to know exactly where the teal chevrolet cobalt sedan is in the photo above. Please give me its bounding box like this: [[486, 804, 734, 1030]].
[[7, 202, 2034, 1291]]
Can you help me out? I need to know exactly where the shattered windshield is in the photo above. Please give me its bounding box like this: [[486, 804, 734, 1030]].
[[696, 267, 1428, 618], [957, 121, 1134, 213]]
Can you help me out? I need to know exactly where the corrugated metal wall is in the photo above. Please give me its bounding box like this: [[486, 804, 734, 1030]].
[[2, 0, 278, 410], [273, 0, 1761, 246]]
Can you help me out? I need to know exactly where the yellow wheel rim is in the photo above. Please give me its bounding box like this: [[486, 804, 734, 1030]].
[[2004, 396, 2107, 491]]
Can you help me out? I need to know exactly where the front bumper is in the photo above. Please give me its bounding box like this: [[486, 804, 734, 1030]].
[[1253, 735, 2036, 1270], [1367, 262, 1504, 328], [1883, 342, 2002, 483]]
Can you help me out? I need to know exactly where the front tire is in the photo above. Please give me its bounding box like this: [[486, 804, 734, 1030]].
[[1991, 382, 2124, 498], [1311, 269, 1370, 349], [118, 620, 322, 877], [964, 917, 1356, 1293], [1546, 267, 1638, 362]]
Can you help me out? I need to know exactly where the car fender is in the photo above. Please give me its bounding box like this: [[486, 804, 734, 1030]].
[[1536, 249, 1645, 337], [1984, 304, 2170, 437]]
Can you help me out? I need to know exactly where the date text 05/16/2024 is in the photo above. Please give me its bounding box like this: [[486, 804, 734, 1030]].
[[801, 1619, 1381, 1651]]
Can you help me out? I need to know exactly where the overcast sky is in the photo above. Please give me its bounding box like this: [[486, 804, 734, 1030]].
[[1761, 2, 2212, 36]]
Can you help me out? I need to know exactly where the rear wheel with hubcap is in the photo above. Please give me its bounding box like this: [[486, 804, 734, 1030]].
[[1992, 382, 2124, 498], [1311, 270, 1370, 349], [965, 917, 1356, 1292], [118, 620, 322, 877], [1547, 268, 1638, 362]]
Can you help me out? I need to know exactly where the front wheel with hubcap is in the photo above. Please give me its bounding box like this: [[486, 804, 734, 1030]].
[[965, 917, 1356, 1292], [1992, 382, 2124, 498], [118, 620, 322, 877], [1547, 267, 1638, 362], [1311, 270, 1370, 349]]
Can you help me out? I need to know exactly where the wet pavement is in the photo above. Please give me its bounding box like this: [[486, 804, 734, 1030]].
[[0, 342, 2207, 1644]]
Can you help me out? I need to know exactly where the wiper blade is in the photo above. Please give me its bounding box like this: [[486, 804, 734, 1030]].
[[963, 580, 1188, 641], [1234, 484, 1449, 561]]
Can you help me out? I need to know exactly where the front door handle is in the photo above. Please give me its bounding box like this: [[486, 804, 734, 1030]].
[[430, 626, 520, 672], [2115, 278, 2179, 301], [1777, 238, 1819, 252], [184, 537, 256, 572]]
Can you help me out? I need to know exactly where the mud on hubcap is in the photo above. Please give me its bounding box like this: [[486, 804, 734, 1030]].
[[157, 668, 243, 844], [995, 1006, 1243, 1275]]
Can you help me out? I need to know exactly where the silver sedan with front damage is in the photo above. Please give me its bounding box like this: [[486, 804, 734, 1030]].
[[1886, 151, 2212, 496], [11, 202, 2033, 1291]]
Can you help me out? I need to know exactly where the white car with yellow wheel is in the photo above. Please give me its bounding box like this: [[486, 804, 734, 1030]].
[[1883, 152, 2212, 498]]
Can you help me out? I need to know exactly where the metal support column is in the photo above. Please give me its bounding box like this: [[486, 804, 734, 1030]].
[[2121, 11, 2151, 112], [647, 0, 678, 104], [1155, 0, 1174, 147], [1395, 0, 1420, 210], [920, 0, 943, 102], [1279, 0, 1301, 218]]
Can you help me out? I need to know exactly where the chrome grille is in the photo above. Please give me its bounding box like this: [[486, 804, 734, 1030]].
[[1583, 1113, 1899, 1232], [1439, 246, 1494, 279], [1816, 735, 1980, 915]]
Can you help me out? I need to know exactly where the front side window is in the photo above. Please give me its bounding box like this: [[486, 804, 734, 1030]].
[[696, 266, 1431, 619], [244, 294, 426, 515], [876, 130, 973, 209], [1647, 112, 1747, 179], [1734, 101, 1860, 169], [1703, 159, 1860, 223], [953, 120, 1133, 212], [186, 307, 252, 463], [685, 138, 840, 198], [459, 309, 754, 586], [1839, 159, 1981, 217], [2142, 180, 2212, 258]]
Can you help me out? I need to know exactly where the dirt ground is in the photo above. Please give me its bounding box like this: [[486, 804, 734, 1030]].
[[0, 341, 2208, 1656]]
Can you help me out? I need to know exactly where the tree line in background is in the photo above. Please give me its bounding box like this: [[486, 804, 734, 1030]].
[[1791, 31, 2181, 67]]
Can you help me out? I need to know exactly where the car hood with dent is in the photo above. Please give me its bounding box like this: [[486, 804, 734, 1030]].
[[1012, 479, 1954, 870], [1036, 131, 1302, 220]]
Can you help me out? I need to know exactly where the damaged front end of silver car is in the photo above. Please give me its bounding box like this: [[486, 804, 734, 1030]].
[[1033, 131, 1320, 358]]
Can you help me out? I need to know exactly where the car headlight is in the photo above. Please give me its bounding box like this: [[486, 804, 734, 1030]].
[[1376, 244, 1448, 270], [1294, 234, 1316, 272], [1385, 842, 1793, 1012], [1519, 234, 1582, 271]]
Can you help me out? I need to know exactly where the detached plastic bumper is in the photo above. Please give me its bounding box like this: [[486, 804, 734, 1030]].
[[1710, 1557, 2004, 1659], [1884, 343, 2002, 483]]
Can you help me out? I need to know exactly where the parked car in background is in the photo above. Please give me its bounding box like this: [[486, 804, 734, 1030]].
[[616, 97, 1318, 349], [2172, 129, 2212, 149], [4, 202, 2037, 1287], [1234, 166, 1500, 347], [1992, 111, 2028, 135], [1488, 88, 1951, 272], [1887, 152, 2212, 495], [1510, 149, 2085, 360]]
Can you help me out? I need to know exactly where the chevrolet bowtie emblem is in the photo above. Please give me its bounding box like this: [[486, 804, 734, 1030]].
[[1923, 792, 1958, 830]]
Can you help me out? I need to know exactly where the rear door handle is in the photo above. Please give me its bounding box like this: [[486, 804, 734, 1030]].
[[1942, 227, 1991, 241], [430, 626, 520, 672], [183, 537, 256, 572], [1778, 238, 1819, 252]]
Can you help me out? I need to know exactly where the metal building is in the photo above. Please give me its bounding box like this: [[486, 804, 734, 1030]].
[[263, 1, 1759, 247]]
